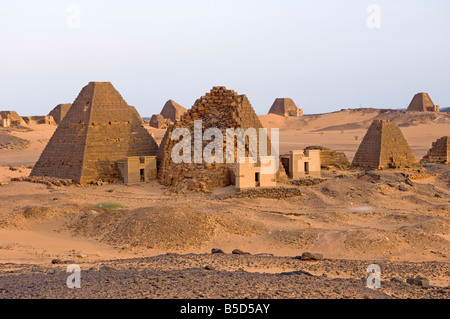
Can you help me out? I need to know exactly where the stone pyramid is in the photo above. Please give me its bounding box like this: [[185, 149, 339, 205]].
[[160, 100, 186, 122], [31, 82, 158, 184], [158, 86, 287, 191], [352, 120, 421, 169], [407, 93, 439, 112], [48, 103, 72, 124], [0, 111, 26, 126], [421, 136, 450, 164], [268, 98, 302, 117]]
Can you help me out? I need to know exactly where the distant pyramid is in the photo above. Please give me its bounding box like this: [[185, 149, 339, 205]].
[[31, 82, 158, 184], [352, 120, 421, 169], [0, 111, 26, 126], [160, 100, 186, 122], [48, 103, 72, 124], [421, 137, 450, 164], [407, 93, 439, 112], [268, 98, 303, 117]]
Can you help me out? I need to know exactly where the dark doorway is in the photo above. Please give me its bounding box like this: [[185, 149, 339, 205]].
[[255, 172, 260, 187], [140, 169, 145, 182], [304, 162, 310, 175]]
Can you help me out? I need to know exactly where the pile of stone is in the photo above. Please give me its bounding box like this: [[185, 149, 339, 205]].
[[290, 178, 329, 187], [11, 176, 74, 187], [421, 136, 449, 164], [305, 146, 350, 169], [227, 187, 302, 200]]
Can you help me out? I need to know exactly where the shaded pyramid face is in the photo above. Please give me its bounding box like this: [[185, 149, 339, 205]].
[[352, 120, 421, 169], [421, 136, 450, 164], [158, 86, 286, 190], [31, 82, 158, 184], [268, 98, 299, 116]]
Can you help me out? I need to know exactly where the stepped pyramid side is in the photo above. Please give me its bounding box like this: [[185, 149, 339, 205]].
[[421, 136, 450, 164], [31, 82, 158, 184], [158, 86, 286, 191], [351, 120, 383, 168], [352, 120, 420, 169]]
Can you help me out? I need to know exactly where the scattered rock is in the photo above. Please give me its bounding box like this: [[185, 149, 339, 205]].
[[99, 265, 116, 272], [407, 277, 430, 288], [391, 276, 404, 284], [232, 249, 251, 255], [0, 182, 8, 186], [211, 248, 225, 254], [296, 252, 324, 261], [399, 185, 408, 192], [204, 265, 216, 271], [51, 259, 76, 265], [404, 179, 414, 187]]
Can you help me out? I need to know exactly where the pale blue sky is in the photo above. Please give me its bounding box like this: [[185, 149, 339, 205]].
[[1, 0, 449, 116]]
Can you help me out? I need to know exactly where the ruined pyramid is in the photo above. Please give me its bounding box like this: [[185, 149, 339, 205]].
[[158, 86, 287, 191], [160, 100, 187, 122], [31, 82, 159, 184], [268, 98, 303, 117], [352, 120, 421, 169], [421, 136, 450, 164], [407, 93, 439, 112]]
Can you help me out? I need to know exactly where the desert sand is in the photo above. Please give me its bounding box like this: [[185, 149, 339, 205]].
[[0, 109, 449, 299]]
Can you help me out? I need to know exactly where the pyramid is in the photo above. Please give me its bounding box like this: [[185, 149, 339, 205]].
[[158, 86, 287, 190], [31, 82, 158, 184], [0, 111, 26, 126], [407, 93, 439, 112], [160, 100, 187, 122], [421, 137, 450, 164], [352, 120, 421, 169], [268, 98, 303, 117], [49, 103, 72, 124]]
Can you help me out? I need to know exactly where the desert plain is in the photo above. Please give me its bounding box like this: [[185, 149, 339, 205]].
[[0, 108, 449, 299]]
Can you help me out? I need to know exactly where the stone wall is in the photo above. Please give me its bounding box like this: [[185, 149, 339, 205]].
[[305, 146, 350, 169]]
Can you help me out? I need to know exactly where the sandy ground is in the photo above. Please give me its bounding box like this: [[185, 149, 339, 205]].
[[0, 109, 449, 299]]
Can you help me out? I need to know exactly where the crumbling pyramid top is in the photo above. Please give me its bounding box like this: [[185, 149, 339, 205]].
[[268, 98, 302, 117], [421, 136, 450, 164], [352, 119, 421, 169], [158, 86, 286, 191], [160, 100, 187, 122], [31, 82, 158, 184], [407, 93, 439, 112]]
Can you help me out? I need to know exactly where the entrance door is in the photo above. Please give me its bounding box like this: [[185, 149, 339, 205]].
[[140, 169, 145, 182], [255, 172, 260, 187], [304, 162, 310, 175]]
